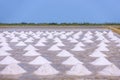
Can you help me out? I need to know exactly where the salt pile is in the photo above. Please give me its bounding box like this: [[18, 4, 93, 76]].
[[48, 45, 61, 51], [75, 42, 85, 47], [96, 36, 106, 41], [24, 37, 34, 42], [34, 64, 59, 75], [33, 35, 40, 39], [16, 41, 27, 46], [20, 34, 27, 39], [0, 42, 9, 46], [55, 42, 65, 46], [98, 64, 120, 76], [67, 64, 92, 76], [10, 37, 20, 42], [47, 34, 54, 39], [29, 56, 51, 65], [84, 39, 93, 43], [35, 41, 46, 46], [89, 50, 107, 57], [1, 45, 13, 51], [54, 37, 62, 43], [96, 46, 109, 51], [0, 64, 26, 75], [0, 56, 20, 65], [97, 42, 108, 47], [71, 46, 85, 51], [38, 37, 47, 43], [23, 50, 40, 56], [62, 56, 83, 65], [24, 45, 38, 51], [116, 43, 120, 47], [70, 39, 78, 43], [90, 57, 112, 66], [0, 50, 11, 56], [102, 39, 110, 43], [57, 50, 73, 57], [67, 37, 73, 41], [60, 34, 67, 39]]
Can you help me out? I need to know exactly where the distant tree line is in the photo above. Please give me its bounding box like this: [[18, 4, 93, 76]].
[[0, 22, 120, 26]]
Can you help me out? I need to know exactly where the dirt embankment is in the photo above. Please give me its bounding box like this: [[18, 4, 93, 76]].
[[108, 26, 120, 34]]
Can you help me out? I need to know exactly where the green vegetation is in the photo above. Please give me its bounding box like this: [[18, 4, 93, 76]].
[[0, 23, 120, 26]]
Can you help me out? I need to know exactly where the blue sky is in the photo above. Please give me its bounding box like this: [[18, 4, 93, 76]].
[[0, 0, 120, 23]]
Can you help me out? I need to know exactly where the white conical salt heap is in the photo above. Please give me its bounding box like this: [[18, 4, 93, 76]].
[[29, 56, 51, 65], [116, 43, 120, 47], [47, 34, 54, 39], [73, 32, 81, 39], [71, 46, 85, 51], [85, 35, 93, 40], [0, 64, 26, 75], [90, 57, 112, 66], [86, 31, 93, 35], [20, 34, 27, 39], [103, 31, 107, 34], [39, 37, 47, 43], [107, 31, 114, 37], [98, 64, 120, 76], [23, 50, 41, 56], [28, 31, 34, 34], [1, 45, 13, 51], [67, 37, 73, 41], [84, 39, 93, 43], [115, 39, 120, 43], [10, 37, 20, 42], [35, 41, 46, 46], [0, 42, 9, 46], [62, 56, 83, 65], [75, 42, 85, 47], [60, 34, 67, 39], [95, 34, 103, 38], [65, 32, 70, 36], [67, 64, 92, 76], [84, 34, 92, 38], [102, 39, 110, 43], [70, 39, 78, 43], [42, 33, 47, 36], [73, 31, 82, 37], [82, 37, 89, 40], [97, 37, 105, 41], [48, 45, 61, 51], [24, 37, 34, 43], [89, 50, 107, 57], [24, 45, 38, 51], [110, 36, 118, 41], [16, 41, 27, 46], [0, 35, 4, 39], [0, 56, 20, 65], [55, 42, 65, 46], [33, 35, 40, 39], [5, 35, 11, 38], [97, 42, 108, 47], [54, 37, 62, 43], [34, 64, 59, 75], [57, 50, 73, 57], [96, 46, 109, 51], [73, 35, 79, 39], [36, 31, 41, 35], [0, 50, 11, 56]]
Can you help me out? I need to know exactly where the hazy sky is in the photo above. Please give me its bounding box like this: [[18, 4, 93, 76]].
[[0, 0, 120, 23]]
